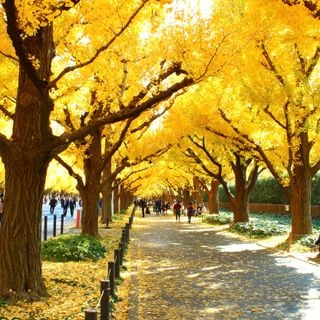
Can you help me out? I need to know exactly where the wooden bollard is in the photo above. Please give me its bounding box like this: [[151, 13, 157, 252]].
[[119, 242, 124, 265], [114, 249, 121, 278], [121, 229, 127, 244], [43, 216, 48, 241], [100, 279, 110, 320], [84, 308, 97, 320], [124, 224, 130, 241], [108, 261, 115, 297]]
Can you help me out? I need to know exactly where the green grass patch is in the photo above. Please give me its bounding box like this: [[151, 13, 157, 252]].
[[41, 234, 106, 262], [230, 220, 288, 238], [202, 212, 232, 225], [295, 235, 319, 249], [213, 210, 320, 249]]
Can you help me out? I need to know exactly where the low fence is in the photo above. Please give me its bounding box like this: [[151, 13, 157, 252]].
[[42, 209, 82, 240], [42, 214, 63, 240], [83, 209, 135, 320], [219, 202, 320, 217]]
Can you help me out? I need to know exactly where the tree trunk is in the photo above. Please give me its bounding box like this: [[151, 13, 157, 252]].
[[0, 24, 54, 299], [208, 179, 219, 214], [100, 158, 113, 224], [223, 155, 251, 223], [80, 187, 100, 236], [289, 140, 313, 240], [193, 176, 202, 203], [114, 181, 120, 213], [0, 159, 49, 300], [183, 188, 190, 208], [229, 193, 249, 223], [80, 129, 103, 236], [101, 179, 113, 224], [121, 188, 133, 210]]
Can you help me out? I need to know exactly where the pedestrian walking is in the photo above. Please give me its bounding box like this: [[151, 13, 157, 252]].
[[155, 199, 161, 215], [140, 199, 146, 218], [187, 202, 195, 223], [69, 196, 76, 217], [173, 200, 182, 222], [49, 195, 57, 214]]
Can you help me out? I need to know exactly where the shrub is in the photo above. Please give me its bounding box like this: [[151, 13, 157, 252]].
[[296, 235, 319, 249], [202, 212, 232, 225], [41, 234, 106, 262], [230, 221, 288, 238], [219, 174, 320, 205]]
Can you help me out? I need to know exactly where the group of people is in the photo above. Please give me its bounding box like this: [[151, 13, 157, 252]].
[[135, 197, 206, 223], [173, 201, 206, 223], [48, 194, 77, 217]]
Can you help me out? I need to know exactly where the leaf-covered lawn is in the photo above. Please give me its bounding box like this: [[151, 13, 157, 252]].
[[0, 214, 130, 320], [202, 210, 320, 251]]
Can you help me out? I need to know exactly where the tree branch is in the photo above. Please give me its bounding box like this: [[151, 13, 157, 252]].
[[3, 0, 46, 88], [259, 41, 285, 86], [0, 50, 18, 62], [0, 103, 14, 119], [49, 74, 194, 155], [48, 0, 150, 89], [54, 155, 84, 190]]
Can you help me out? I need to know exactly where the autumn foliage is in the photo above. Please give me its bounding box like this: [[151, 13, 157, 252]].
[[0, 0, 319, 302]]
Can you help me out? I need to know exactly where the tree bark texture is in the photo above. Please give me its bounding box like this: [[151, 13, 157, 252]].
[[101, 179, 113, 224], [114, 182, 120, 214], [224, 156, 250, 223], [120, 188, 133, 211], [207, 179, 219, 214], [0, 159, 49, 299], [0, 25, 54, 299], [289, 132, 313, 240], [80, 130, 103, 236], [193, 176, 202, 203], [183, 188, 191, 208]]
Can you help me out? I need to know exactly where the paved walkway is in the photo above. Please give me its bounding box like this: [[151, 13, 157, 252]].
[[124, 213, 320, 320]]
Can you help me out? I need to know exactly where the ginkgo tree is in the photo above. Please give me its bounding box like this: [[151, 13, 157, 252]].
[[0, 0, 194, 301], [202, 0, 320, 239]]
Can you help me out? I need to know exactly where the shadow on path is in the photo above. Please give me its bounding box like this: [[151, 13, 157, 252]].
[[125, 214, 320, 320]]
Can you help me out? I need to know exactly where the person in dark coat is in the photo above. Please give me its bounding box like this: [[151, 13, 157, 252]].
[[49, 196, 57, 214], [62, 197, 70, 217], [69, 197, 76, 217], [187, 202, 195, 223]]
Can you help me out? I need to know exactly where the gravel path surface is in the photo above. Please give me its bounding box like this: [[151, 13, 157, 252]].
[[124, 213, 320, 320]]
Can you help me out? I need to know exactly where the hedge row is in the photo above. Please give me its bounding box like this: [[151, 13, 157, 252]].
[[219, 175, 320, 205]]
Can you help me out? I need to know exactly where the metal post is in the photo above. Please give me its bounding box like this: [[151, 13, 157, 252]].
[[60, 215, 64, 235], [100, 279, 110, 320], [53, 214, 57, 237], [43, 216, 48, 241]]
